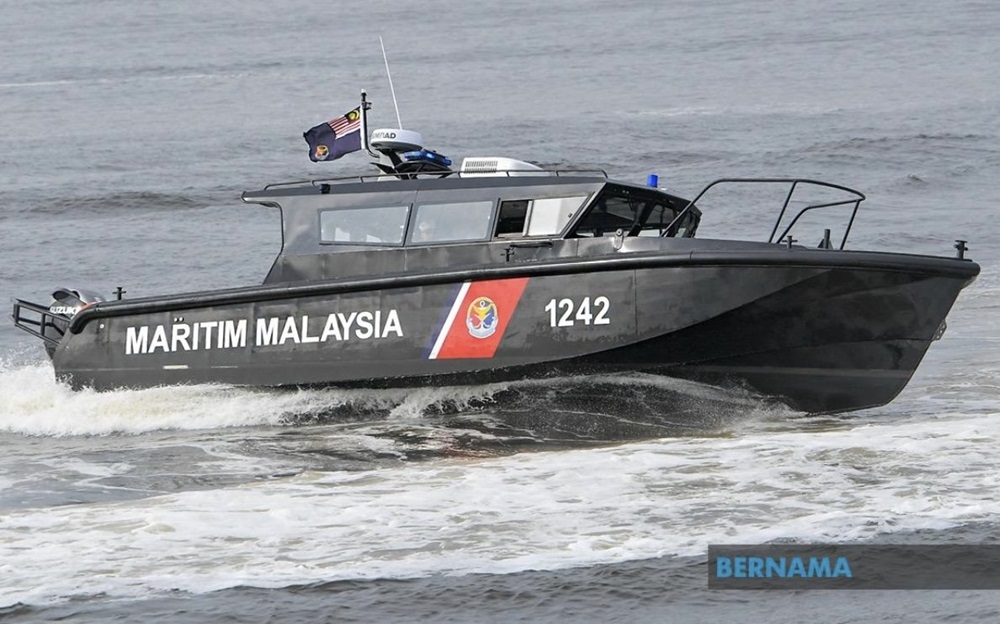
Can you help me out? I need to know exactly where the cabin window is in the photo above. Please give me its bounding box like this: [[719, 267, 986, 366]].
[[639, 202, 674, 236], [495, 200, 529, 236], [524, 196, 589, 236], [671, 209, 699, 237], [410, 200, 494, 244], [570, 189, 679, 237], [320, 205, 409, 245]]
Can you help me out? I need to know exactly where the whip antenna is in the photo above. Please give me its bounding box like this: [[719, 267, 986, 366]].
[[379, 36, 403, 129]]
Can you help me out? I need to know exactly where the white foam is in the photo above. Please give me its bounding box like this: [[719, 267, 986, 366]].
[[0, 355, 762, 437], [3, 405, 1000, 606], [0, 359, 515, 437], [0, 362, 289, 435], [3, 353, 997, 606]]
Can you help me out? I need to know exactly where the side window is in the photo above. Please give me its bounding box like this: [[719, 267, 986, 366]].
[[638, 202, 672, 236], [524, 196, 589, 237], [634, 198, 683, 236], [320, 205, 409, 245], [495, 200, 529, 236], [410, 200, 494, 244], [671, 209, 699, 237]]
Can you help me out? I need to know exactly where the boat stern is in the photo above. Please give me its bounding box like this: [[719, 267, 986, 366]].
[[12, 288, 107, 359]]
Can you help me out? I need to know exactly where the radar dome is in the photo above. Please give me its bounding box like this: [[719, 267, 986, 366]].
[[370, 128, 424, 152]]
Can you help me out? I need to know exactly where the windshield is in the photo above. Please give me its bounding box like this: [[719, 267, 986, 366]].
[[570, 186, 697, 238]]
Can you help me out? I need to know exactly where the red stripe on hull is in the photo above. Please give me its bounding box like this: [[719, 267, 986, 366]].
[[435, 277, 529, 359]]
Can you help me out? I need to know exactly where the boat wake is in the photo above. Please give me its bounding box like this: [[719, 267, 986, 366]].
[[4, 403, 1000, 609], [0, 355, 783, 441]]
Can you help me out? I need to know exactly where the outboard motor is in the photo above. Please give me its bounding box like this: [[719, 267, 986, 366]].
[[48, 287, 106, 317]]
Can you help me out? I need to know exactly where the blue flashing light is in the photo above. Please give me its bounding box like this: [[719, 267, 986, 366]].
[[647, 173, 659, 188], [402, 149, 452, 167]]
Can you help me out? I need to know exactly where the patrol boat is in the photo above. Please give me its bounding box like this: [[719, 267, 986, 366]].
[[12, 99, 980, 414]]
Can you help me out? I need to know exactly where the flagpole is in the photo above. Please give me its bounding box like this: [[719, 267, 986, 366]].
[[360, 90, 378, 158]]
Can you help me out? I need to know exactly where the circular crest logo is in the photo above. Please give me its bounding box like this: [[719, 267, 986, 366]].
[[314, 144, 330, 160], [466, 296, 498, 339]]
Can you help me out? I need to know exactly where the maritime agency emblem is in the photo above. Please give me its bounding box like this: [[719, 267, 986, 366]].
[[466, 296, 498, 339], [314, 144, 330, 160]]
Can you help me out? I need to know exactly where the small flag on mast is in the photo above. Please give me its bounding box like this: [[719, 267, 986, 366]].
[[304, 106, 362, 162]]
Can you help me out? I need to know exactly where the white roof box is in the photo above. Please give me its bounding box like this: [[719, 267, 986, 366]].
[[460, 157, 547, 177], [370, 128, 423, 152]]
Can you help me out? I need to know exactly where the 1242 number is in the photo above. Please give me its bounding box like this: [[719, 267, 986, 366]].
[[544, 296, 610, 327]]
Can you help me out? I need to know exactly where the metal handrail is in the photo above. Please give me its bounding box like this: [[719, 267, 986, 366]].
[[664, 178, 866, 250], [260, 168, 609, 191], [12, 300, 66, 346]]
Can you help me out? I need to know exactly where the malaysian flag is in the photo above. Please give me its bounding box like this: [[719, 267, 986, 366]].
[[303, 106, 362, 162]]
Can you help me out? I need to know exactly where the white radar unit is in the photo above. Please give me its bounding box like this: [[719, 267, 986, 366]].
[[369, 128, 424, 152]]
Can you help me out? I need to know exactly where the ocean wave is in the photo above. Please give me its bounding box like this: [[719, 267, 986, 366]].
[[2, 405, 999, 607], [22, 191, 206, 216], [0, 62, 288, 91], [794, 132, 998, 163], [0, 355, 776, 439]]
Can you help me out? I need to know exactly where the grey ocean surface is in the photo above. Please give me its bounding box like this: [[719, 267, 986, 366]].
[[1, 0, 999, 621]]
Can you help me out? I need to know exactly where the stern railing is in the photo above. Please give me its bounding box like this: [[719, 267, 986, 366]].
[[12, 299, 67, 346]]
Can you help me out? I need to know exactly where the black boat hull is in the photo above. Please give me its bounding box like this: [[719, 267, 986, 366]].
[[33, 248, 977, 414]]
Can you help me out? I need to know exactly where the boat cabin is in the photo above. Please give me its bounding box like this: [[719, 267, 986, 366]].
[[242, 169, 701, 284]]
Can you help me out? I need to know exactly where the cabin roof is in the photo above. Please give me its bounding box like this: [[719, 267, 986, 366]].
[[241, 171, 615, 203]]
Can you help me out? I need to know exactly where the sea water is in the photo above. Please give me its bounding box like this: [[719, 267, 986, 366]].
[[2, 0, 999, 621]]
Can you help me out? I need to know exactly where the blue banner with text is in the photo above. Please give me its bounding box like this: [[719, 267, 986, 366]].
[[709, 545, 1000, 589]]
